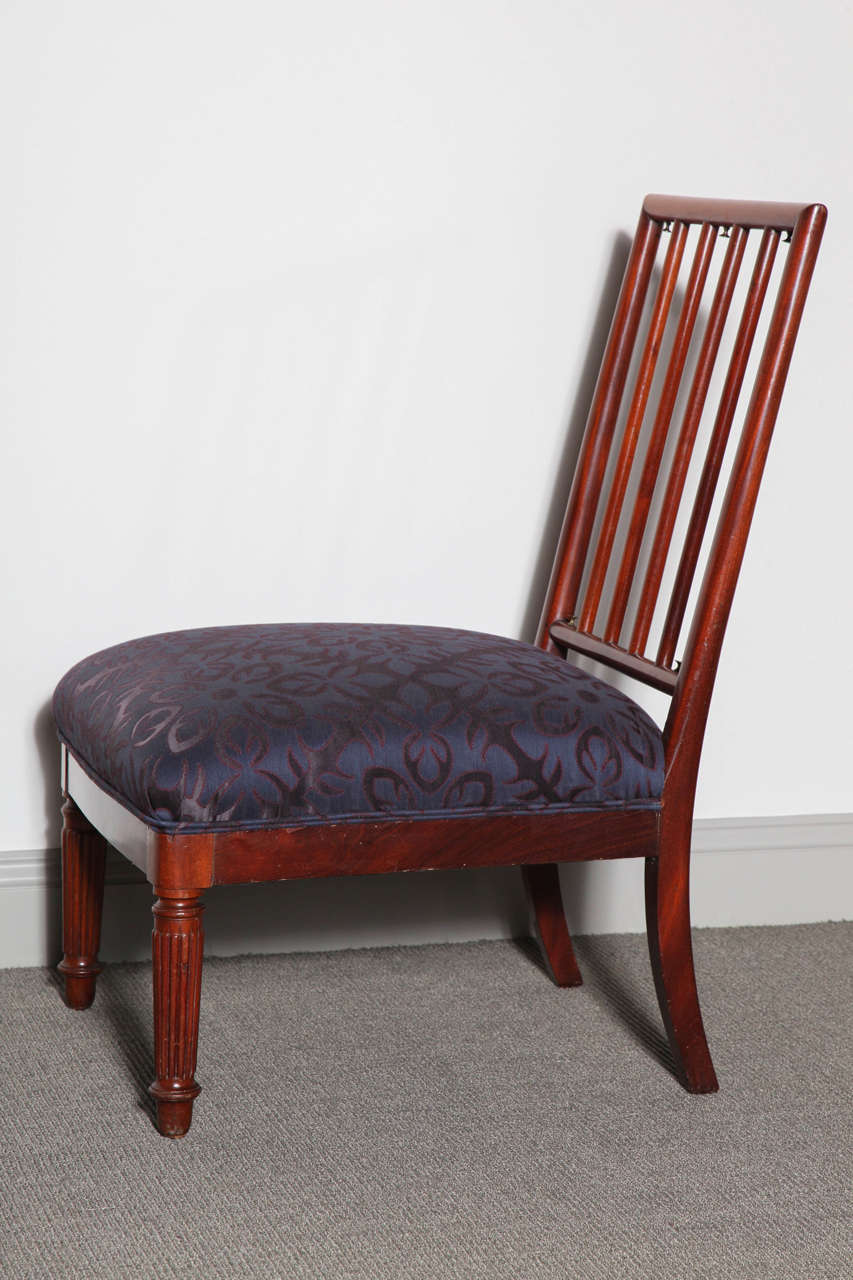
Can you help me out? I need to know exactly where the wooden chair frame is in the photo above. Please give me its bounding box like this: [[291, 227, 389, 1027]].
[[57, 194, 826, 1136]]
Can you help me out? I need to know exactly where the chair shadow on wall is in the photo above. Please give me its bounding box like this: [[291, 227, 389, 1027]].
[[33, 699, 62, 971], [516, 228, 674, 1075], [518, 232, 634, 940], [31, 229, 670, 1076]]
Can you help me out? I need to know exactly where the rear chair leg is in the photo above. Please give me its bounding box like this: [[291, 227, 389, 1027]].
[[149, 890, 205, 1138], [57, 798, 107, 1010], [523, 863, 583, 987], [645, 823, 718, 1093]]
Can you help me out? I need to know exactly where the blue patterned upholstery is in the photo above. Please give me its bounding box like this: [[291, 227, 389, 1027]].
[[53, 624, 664, 833]]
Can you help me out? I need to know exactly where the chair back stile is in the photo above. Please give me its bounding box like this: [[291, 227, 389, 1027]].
[[538, 195, 826, 793], [663, 200, 826, 788]]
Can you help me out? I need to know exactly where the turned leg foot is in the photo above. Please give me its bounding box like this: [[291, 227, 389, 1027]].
[[57, 798, 107, 1010], [523, 863, 583, 987], [149, 890, 205, 1137], [149, 1094, 200, 1138]]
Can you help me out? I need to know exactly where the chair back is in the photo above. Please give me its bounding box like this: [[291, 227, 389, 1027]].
[[540, 195, 826, 779]]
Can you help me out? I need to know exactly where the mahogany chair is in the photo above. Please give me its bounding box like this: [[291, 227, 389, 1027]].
[[53, 194, 826, 1137]]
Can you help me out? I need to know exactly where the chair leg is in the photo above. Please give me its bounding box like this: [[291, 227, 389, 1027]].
[[645, 823, 718, 1093], [522, 863, 583, 987], [57, 798, 107, 1010], [149, 889, 205, 1137]]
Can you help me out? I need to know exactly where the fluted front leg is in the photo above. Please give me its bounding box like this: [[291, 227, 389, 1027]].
[[149, 891, 205, 1138], [57, 798, 107, 1010]]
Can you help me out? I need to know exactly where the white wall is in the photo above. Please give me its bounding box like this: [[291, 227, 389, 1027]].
[[1, 2, 851, 955]]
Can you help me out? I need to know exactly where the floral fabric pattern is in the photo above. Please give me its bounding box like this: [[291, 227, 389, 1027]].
[[53, 624, 664, 832]]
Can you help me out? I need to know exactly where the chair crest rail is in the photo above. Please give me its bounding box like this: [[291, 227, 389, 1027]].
[[642, 194, 812, 232]]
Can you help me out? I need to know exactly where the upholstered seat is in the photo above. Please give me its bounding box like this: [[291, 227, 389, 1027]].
[[53, 623, 664, 833]]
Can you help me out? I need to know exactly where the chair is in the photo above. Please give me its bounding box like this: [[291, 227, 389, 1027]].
[[52, 194, 826, 1137]]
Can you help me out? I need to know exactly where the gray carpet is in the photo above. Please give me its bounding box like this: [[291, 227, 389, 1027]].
[[1, 924, 850, 1279]]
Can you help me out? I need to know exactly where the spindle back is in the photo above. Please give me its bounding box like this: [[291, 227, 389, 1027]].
[[540, 195, 825, 767]]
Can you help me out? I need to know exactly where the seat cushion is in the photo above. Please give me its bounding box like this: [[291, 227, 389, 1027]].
[[53, 623, 664, 832]]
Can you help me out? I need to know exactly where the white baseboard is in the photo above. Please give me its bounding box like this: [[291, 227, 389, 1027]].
[[1, 813, 850, 968]]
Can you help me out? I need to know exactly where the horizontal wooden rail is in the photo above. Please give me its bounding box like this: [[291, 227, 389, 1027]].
[[643, 194, 813, 232], [549, 622, 678, 694]]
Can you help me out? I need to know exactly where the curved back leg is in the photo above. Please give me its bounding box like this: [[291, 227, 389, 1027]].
[[645, 807, 717, 1092], [523, 864, 583, 987]]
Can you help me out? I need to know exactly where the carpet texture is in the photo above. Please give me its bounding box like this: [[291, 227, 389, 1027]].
[[1, 923, 850, 1278]]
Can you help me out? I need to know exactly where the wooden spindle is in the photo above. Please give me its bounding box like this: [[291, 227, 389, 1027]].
[[656, 228, 780, 667], [629, 226, 749, 655], [664, 204, 826, 784], [535, 213, 660, 648], [604, 222, 717, 647], [578, 222, 688, 635]]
